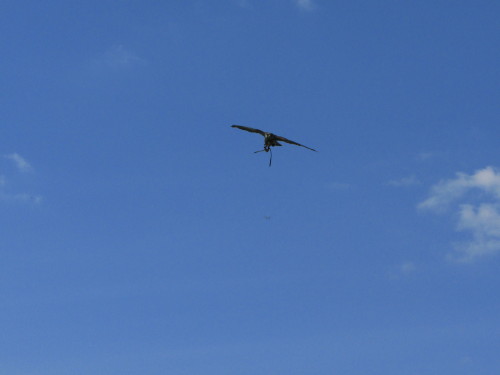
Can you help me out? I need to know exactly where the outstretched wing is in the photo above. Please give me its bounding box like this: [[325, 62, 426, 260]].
[[274, 134, 317, 152], [231, 125, 266, 136]]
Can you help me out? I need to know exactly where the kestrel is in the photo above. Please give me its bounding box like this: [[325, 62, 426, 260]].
[[231, 125, 317, 166]]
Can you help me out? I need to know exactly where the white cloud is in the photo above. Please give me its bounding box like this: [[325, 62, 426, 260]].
[[418, 166, 500, 212], [388, 261, 417, 279], [326, 181, 350, 190], [235, 0, 317, 11], [419, 166, 500, 262], [235, 0, 252, 8], [388, 175, 420, 187], [458, 203, 500, 237], [1, 153, 42, 205], [453, 203, 500, 262], [416, 151, 434, 162], [294, 0, 316, 11], [5, 153, 33, 172], [399, 261, 416, 274], [92, 45, 146, 69], [0, 191, 42, 204]]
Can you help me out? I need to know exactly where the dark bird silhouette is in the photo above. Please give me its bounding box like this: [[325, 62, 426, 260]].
[[231, 125, 317, 166]]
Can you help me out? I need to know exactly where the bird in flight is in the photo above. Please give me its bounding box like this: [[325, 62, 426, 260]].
[[231, 125, 317, 166]]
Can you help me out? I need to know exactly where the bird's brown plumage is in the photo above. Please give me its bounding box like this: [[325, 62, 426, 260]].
[[231, 125, 317, 152]]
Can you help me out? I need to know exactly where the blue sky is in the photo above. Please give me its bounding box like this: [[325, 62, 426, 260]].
[[1, 0, 499, 373]]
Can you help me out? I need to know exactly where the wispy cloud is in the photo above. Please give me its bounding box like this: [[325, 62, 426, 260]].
[[235, 0, 252, 8], [92, 45, 146, 69], [418, 166, 500, 212], [453, 203, 500, 261], [388, 261, 417, 279], [416, 151, 434, 162], [388, 175, 420, 187], [399, 261, 416, 274], [1, 153, 42, 205], [4, 153, 33, 172], [294, 0, 316, 11], [419, 166, 500, 262], [0, 191, 42, 204], [236, 0, 317, 11], [326, 181, 350, 190]]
